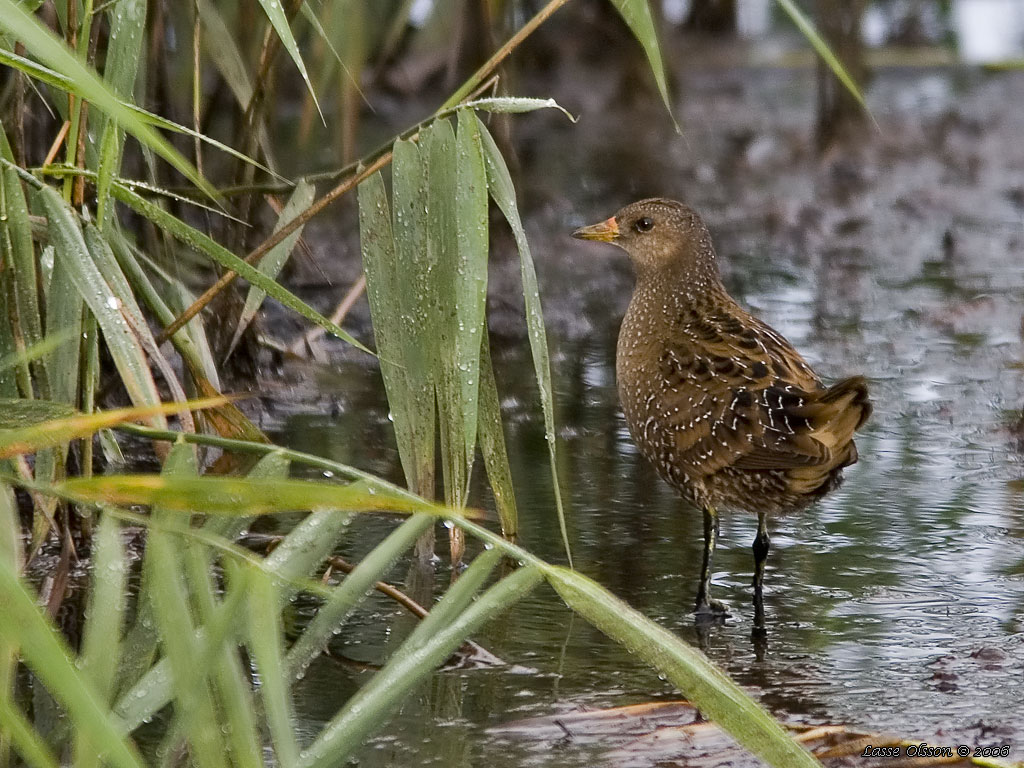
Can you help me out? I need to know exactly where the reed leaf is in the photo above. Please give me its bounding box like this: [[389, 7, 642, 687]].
[[256, 0, 322, 119], [111, 183, 370, 353], [297, 565, 544, 768], [54, 475, 451, 517], [0, 397, 227, 458], [285, 514, 435, 679], [74, 510, 128, 768], [476, 117, 571, 566], [245, 567, 300, 766], [0, 0, 216, 198], [546, 566, 822, 768], [144, 440, 229, 768], [775, 0, 869, 112], [608, 0, 675, 127], [359, 165, 435, 497], [0, 556, 144, 768], [40, 186, 165, 424]]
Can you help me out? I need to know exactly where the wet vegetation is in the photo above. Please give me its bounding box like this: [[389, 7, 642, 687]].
[[0, 1, 1022, 767]]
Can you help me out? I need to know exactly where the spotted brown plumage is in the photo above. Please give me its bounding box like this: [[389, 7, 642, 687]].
[[573, 198, 871, 627]]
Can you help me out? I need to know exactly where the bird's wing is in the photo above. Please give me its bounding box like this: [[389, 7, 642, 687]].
[[654, 307, 836, 477]]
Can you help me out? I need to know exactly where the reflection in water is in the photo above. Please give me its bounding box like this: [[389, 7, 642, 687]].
[[266, 40, 1024, 768]]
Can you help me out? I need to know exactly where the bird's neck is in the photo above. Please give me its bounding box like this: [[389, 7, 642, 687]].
[[632, 258, 726, 318]]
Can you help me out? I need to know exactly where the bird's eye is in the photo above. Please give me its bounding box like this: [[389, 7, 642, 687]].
[[634, 216, 654, 233]]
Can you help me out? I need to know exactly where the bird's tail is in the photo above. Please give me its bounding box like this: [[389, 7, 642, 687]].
[[788, 376, 872, 495]]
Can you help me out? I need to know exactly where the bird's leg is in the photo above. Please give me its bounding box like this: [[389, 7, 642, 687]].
[[695, 505, 727, 618], [751, 510, 770, 632]]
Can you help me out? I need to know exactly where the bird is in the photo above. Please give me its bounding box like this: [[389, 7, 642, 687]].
[[572, 198, 871, 627]]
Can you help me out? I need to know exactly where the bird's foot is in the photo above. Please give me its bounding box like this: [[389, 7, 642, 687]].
[[693, 598, 729, 622]]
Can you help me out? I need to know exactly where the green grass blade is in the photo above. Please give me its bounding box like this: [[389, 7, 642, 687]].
[[74, 510, 128, 768], [389, 547, 502, 662], [227, 179, 316, 356], [477, 117, 571, 566], [0, 482, 23, 766], [359, 164, 434, 496], [451, 109, 489, 493], [285, 514, 435, 679], [461, 96, 575, 120], [775, 0, 869, 113], [44, 242, 84, 406], [0, 0, 217, 198], [608, 0, 676, 128], [94, 0, 144, 226], [39, 186, 166, 422], [0, 397, 228, 458], [546, 566, 822, 768], [256, 0, 322, 120], [110, 182, 370, 353], [246, 567, 300, 766], [392, 133, 437, 499], [477, 334, 517, 536], [144, 441, 229, 768], [54, 475, 448, 517], [0, 124, 46, 395], [0, 697, 60, 768], [0, 559, 144, 768], [297, 565, 543, 768]]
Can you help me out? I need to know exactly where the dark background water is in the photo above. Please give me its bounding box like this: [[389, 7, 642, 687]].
[[253, 10, 1024, 766]]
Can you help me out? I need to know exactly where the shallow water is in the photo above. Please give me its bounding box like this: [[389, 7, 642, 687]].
[[262, 43, 1024, 765]]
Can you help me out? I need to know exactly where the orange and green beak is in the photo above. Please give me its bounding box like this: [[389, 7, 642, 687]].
[[572, 216, 619, 242]]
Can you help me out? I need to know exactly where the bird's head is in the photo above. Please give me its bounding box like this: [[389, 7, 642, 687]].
[[572, 198, 717, 281]]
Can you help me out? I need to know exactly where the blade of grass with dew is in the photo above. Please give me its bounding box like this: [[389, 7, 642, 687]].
[[608, 0, 676, 128], [285, 514, 435, 679], [43, 241, 83, 406], [460, 96, 576, 121], [0, 558, 144, 768], [0, 481, 22, 767], [775, 0, 869, 114], [0, 396, 228, 458], [115, 500, 354, 731], [388, 547, 502, 662], [0, 307, 17, 398], [476, 117, 571, 566], [201, 449, 291, 541], [0, 697, 60, 768], [110, 182, 370, 353], [297, 565, 544, 768], [0, 48, 271, 180], [449, 110, 489, 498], [546, 566, 822, 768], [94, 0, 145, 227], [84, 225, 187, 410], [227, 179, 316, 357], [39, 186, 166, 424], [0, 0, 216, 198], [180, 529, 263, 768], [54, 475, 446, 517], [359, 167, 433, 496], [477, 332, 517, 536], [246, 567, 300, 766], [106, 228, 220, 388], [256, 0, 322, 119], [74, 510, 128, 768], [424, 117, 467, 505], [0, 123, 46, 395], [0, 399, 76, 427], [117, 451, 292, 714], [392, 133, 438, 499], [144, 440, 229, 768]]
